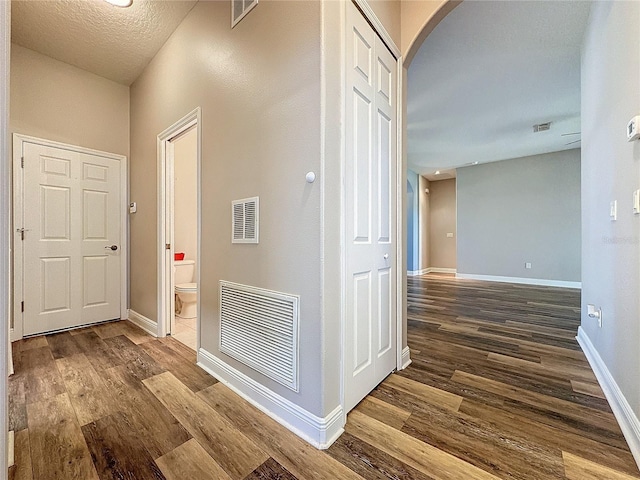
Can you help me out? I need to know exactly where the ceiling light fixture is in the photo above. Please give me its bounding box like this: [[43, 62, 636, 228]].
[[105, 0, 133, 7], [435, 170, 441, 175]]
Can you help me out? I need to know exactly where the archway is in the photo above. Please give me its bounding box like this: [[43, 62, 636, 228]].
[[402, 2, 637, 476], [402, 0, 460, 67]]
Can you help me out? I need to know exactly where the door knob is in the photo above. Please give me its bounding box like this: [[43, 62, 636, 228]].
[[384, 253, 389, 259], [105, 245, 118, 251]]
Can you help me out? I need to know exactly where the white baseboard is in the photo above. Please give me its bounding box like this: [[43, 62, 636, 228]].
[[401, 346, 412, 369], [577, 327, 640, 467], [407, 268, 429, 277], [455, 273, 581, 289], [408, 267, 457, 277], [10, 327, 20, 343], [8, 338, 13, 376], [7, 431, 13, 468], [197, 347, 344, 449], [127, 309, 158, 337], [428, 267, 456, 274]]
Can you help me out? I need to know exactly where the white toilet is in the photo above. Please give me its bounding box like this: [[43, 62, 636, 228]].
[[174, 259, 198, 319]]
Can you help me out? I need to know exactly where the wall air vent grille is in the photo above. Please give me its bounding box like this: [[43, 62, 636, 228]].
[[232, 0, 258, 28], [231, 196, 259, 244], [219, 281, 299, 391], [533, 122, 552, 133]]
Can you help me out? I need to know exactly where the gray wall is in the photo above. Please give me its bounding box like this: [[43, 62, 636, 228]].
[[10, 44, 129, 157], [172, 127, 198, 277], [407, 171, 418, 271], [407, 170, 431, 272], [429, 178, 456, 269], [457, 150, 581, 281], [419, 175, 430, 270], [130, 0, 325, 416], [581, 1, 640, 421]]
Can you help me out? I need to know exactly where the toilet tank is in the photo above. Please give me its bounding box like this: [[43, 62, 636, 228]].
[[174, 260, 195, 284]]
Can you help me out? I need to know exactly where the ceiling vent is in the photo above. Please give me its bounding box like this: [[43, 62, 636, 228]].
[[533, 122, 552, 133], [232, 0, 258, 28], [232, 197, 259, 244]]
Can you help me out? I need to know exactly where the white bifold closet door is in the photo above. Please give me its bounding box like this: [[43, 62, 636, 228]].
[[344, 1, 398, 413]]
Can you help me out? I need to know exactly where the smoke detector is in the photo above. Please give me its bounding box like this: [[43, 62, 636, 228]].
[[533, 122, 552, 133]]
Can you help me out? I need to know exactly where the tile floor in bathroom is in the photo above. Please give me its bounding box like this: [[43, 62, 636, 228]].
[[172, 316, 197, 350]]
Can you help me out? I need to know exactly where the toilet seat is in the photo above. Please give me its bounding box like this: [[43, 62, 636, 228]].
[[176, 282, 197, 293]]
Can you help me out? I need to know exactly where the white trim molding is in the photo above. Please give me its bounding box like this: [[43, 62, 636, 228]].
[[395, 53, 405, 373], [7, 430, 13, 467], [1, 1, 10, 475], [456, 273, 581, 289], [407, 268, 429, 277], [352, 0, 401, 59], [157, 107, 201, 340], [401, 346, 412, 370], [197, 348, 344, 449], [429, 267, 456, 274], [577, 327, 640, 467], [408, 267, 457, 277], [127, 309, 158, 337]]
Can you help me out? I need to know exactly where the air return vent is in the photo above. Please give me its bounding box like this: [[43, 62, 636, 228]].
[[219, 281, 299, 391], [232, 0, 258, 28], [232, 197, 259, 244], [533, 122, 552, 133]]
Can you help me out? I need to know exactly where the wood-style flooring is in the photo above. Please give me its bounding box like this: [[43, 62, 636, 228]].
[[8, 274, 640, 479]]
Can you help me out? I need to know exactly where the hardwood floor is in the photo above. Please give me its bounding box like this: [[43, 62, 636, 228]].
[[8, 275, 640, 479]]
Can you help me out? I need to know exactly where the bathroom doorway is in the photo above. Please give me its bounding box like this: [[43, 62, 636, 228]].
[[157, 108, 201, 351], [169, 125, 198, 349]]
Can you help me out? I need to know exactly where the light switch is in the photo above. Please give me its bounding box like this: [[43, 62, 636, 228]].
[[525, 262, 532, 269], [610, 200, 617, 220], [634, 190, 640, 214], [446, 232, 454, 238]]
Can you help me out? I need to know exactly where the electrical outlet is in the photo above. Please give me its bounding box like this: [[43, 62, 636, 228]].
[[587, 304, 602, 328], [634, 190, 640, 214], [525, 262, 532, 269], [628, 115, 640, 141]]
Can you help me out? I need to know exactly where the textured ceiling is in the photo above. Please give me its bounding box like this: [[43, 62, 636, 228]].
[[11, 0, 198, 85], [407, 1, 592, 176]]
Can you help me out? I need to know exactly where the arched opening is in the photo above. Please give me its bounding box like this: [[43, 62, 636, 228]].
[[399, 0, 640, 476], [402, 0, 460, 68]]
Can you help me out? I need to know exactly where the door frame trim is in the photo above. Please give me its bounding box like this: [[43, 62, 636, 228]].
[[352, 0, 401, 59], [156, 107, 201, 340], [11, 133, 129, 340], [1, 3, 9, 474], [396, 59, 407, 372]]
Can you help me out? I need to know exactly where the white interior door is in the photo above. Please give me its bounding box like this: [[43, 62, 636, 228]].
[[345, 1, 398, 412], [21, 142, 122, 336]]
